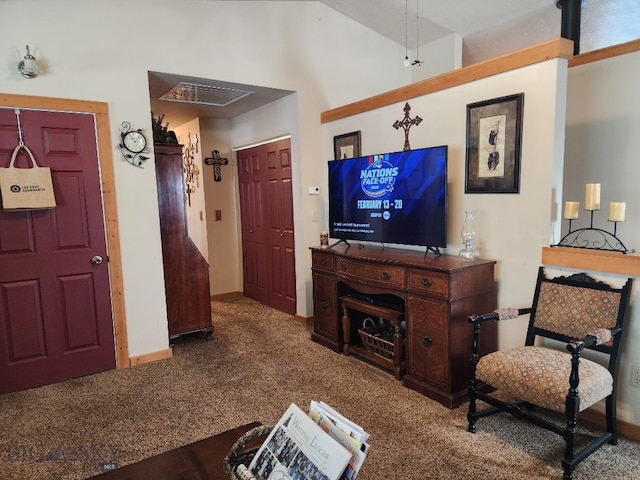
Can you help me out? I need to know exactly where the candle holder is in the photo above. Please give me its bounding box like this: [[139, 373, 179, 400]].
[[553, 210, 634, 254]]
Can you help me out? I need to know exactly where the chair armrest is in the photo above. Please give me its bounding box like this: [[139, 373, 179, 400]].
[[568, 326, 621, 351], [469, 307, 530, 324]]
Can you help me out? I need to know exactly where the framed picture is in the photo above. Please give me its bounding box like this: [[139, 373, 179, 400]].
[[465, 93, 524, 193], [333, 131, 361, 160]]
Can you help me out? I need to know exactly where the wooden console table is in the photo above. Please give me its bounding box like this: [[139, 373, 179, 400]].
[[311, 244, 497, 408]]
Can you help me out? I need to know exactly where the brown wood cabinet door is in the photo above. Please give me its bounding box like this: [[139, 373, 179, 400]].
[[237, 138, 296, 315], [406, 295, 449, 387], [312, 271, 338, 341]]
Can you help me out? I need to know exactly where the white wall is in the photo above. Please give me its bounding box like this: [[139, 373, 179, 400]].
[[409, 33, 463, 83], [563, 50, 640, 425], [198, 117, 242, 296], [0, 0, 412, 357]]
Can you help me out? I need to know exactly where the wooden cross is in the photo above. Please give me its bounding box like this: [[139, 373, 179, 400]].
[[393, 102, 423, 151], [204, 150, 228, 182]]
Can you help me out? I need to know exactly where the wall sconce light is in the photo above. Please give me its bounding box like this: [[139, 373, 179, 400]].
[[17, 45, 41, 79]]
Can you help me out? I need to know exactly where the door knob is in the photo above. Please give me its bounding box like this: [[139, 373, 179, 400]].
[[91, 255, 103, 265]]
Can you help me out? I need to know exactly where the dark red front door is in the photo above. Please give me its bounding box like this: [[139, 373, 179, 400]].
[[0, 108, 115, 394]]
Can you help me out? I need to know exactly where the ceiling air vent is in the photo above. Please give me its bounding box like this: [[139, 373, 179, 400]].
[[159, 82, 254, 107]]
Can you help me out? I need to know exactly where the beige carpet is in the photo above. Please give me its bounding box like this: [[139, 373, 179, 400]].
[[0, 297, 639, 479]]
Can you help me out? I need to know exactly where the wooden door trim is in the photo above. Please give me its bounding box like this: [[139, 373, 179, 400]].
[[0, 93, 129, 369]]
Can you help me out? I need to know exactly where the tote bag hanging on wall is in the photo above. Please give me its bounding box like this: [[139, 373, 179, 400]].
[[0, 145, 57, 210]]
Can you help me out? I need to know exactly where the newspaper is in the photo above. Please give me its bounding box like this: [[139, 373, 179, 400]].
[[249, 403, 352, 480], [313, 412, 367, 480], [309, 401, 370, 446]]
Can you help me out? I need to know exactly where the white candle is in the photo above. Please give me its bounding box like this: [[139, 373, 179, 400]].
[[585, 183, 601, 211], [608, 202, 626, 222], [563, 201, 580, 220]]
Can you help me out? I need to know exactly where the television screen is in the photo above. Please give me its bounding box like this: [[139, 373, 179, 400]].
[[328, 146, 448, 249]]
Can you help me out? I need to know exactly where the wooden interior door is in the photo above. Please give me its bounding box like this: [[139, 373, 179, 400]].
[[237, 148, 268, 305], [0, 108, 115, 394], [237, 138, 296, 315]]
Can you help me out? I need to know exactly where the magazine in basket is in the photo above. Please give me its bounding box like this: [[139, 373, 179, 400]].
[[247, 402, 369, 480], [309, 401, 369, 479]]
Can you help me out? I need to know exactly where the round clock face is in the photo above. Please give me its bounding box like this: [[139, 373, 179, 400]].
[[123, 130, 147, 153]]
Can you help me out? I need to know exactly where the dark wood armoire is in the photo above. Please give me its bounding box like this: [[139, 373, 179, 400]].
[[154, 143, 212, 342]]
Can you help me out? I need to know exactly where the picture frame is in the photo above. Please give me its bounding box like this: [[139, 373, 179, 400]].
[[333, 131, 361, 160], [465, 93, 524, 193]]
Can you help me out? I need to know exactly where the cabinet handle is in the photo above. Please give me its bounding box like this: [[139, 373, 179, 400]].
[[320, 259, 327, 266], [321, 301, 328, 309], [340, 264, 347, 271], [422, 337, 433, 346], [381, 272, 391, 280], [421, 278, 432, 287]]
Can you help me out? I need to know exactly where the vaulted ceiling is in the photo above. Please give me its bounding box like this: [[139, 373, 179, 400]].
[[150, 0, 638, 119], [291, 0, 555, 47]]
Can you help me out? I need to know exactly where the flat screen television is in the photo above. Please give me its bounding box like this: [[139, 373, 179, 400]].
[[328, 145, 448, 253]]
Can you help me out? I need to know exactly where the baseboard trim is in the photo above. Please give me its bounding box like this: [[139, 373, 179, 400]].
[[581, 408, 640, 443], [210, 292, 243, 301], [295, 314, 313, 326], [129, 348, 173, 367]]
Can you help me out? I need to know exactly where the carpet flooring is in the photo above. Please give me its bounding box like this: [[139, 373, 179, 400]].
[[0, 297, 639, 479]]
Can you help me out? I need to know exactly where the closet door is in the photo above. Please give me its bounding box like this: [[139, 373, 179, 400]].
[[237, 138, 296, 315]]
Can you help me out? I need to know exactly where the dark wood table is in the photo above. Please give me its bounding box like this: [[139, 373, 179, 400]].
[[87, 422, 261, 480]]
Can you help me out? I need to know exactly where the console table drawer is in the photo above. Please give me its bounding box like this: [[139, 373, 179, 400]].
[[312, 251, 335, 272], [337, 259, 405, 289], [407, 269, 448, 298]]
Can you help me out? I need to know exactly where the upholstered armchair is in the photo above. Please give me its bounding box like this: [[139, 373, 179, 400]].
[[467, 267, 633, 480]]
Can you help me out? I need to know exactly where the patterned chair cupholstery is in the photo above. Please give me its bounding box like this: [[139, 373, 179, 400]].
[[467, 266, 633, 480]]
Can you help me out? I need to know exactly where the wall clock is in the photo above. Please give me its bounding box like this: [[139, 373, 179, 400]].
[[118, 121, 150, 167]]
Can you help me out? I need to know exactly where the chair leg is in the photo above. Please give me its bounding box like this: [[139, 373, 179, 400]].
[[606, 394, 618, 445], [562, 407, 578, 480], [467, 385, 478, 433], [467, 321, 481, 433], [562, 362, 580, 480]]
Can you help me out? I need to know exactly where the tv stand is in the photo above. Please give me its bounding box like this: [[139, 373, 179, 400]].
[[310, 244, 497, 408]]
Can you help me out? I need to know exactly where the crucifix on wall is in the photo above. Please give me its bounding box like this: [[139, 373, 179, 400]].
[[204, 150, 228, 182], [393, 102, 423, 151]]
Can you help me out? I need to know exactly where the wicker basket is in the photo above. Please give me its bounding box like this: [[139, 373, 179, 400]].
[[358, 328, 395, 360], [223, 425, 273, 479]]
